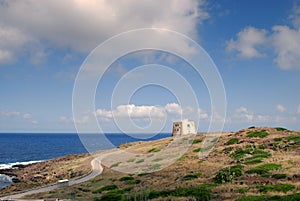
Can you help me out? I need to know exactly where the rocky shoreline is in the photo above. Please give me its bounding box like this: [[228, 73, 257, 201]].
[[0, 153, 92, 195]]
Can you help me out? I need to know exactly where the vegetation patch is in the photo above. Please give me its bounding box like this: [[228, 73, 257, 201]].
[[257, 183, 295, 193], [235, 193, 300, 201], [148, 148, 161, 153], [92, 185, 118, 194], [182, 173, 201, 180], [148, 186, 211, 201], [274, 137, 283, 142], [119, 176, 134, 182], [214, 165, 243, 184], [136, 159, 144, 163], [110, 162, 121, 168], [275, 127, 288, 131], [190, 139, 202, 144], [246, 163, 281, 175], [149, 164, 161, 170], [286, 135, 300, 143], [152, 158, 163, 162], [226, 138, 239, 145], [126, 158, 135, 163], [272, 173, 286, 179], [247, 130, 269, 138], [230, 148, 271, 164]]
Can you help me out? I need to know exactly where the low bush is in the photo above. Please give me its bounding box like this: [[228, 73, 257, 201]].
[[190, 139, 202, 144], [274, 137, 282, 142], [148, 148, 161, 152], [99, 190, 124, 201], [257, 183, 295, 193], [272, 173, 287, 179], [182, 173, 201, 180], [93, 185, 118, 194], [226, 138, 239, 145], [136, 159, 144, 163], [286, 135, 300, 143], [119, 176, 134, 182], [127, 158, 135, 162], [214, 165, 243, 184], [275, 127, 288, 131], [235, 193, 300, 201], [246, 163, 281, 175], [247, 130, 269, 138]]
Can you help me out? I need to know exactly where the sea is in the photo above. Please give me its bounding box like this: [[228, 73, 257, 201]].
[[0, 133, 170, 188]]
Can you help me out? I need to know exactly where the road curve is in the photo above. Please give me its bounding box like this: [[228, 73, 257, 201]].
[[0, 149, 120, 200]]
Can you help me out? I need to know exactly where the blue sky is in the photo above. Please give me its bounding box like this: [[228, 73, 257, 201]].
[[0, 0, 300, 133]]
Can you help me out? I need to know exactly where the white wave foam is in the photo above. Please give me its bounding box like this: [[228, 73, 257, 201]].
[[0, 160, 43, 170]]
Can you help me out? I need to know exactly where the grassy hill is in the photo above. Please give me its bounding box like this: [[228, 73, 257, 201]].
[[3, 127, 300, 201]]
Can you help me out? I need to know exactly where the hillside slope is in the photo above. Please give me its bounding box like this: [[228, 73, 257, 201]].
[[3, 127, 300, 201]]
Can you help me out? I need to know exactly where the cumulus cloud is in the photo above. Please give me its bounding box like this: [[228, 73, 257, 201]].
[[59, 115, 90, 124], [226, 26, 268, 58], [276, 104, 286, 112], [0, 0, 208, 65], [22, 113, 32, 119], [0, 26, 29, 65], [272, 25, 300, 69], [165, 103, 182, 115], [227, 6, 300, 70]]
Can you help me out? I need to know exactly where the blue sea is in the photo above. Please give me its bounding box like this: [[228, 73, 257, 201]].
[[0, 133, 170, 188]]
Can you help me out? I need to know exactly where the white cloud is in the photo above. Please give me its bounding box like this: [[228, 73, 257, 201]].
[[59, 115, 90, 124], [165, 103, 182, 115], [234, 106, 254, 122], [95, 104, 165, 120], [22, 113, 32, 119], [0, 0, 208, 65], [1, 111, 20, 117], [276, 104, 286, 112], [272, 25, 300, 69], [226, 26, 268, 58], [0, 26, 30, 65], [31, 120, 38, 124], [227, 6, 300, 70]]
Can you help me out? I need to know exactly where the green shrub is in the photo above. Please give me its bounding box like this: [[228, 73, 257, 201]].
[[119, 176, 134, 181], [230, 148, 271, 162], [272, 173, 287, 179], [248, 126, 256, 129], [214, 165, 243, 184], [274, 137, 282, 142], [257, 183, 295, 193], [152, 158, 163, 162], [127, 158, 135, 162], [238, 188, 248, 194], [136, 159, 144, 163], [235, 193, 300, 201], [226, 138, 239, 145], [275, 127, 288, 131], [148, 148, 161, 152], [149, 164, 161, 170], [286, 135, 300, 142], [246, 163, 281, 175], [247, 130, 269, 138], [190, 139, 202, 144], [110, 162, 121, 168], [235, 195, 265, 201], [182, 173, 201, 180], [193, 148, 202, 152], [93, 185, 118, 193], [148, 186, 211, 201], [100, 190, 124, 201]]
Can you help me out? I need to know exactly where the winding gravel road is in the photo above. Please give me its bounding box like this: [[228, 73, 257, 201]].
[[0, 150, 120, 200]]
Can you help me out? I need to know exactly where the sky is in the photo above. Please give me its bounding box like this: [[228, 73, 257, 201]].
[[0, 0, 300, 133]]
